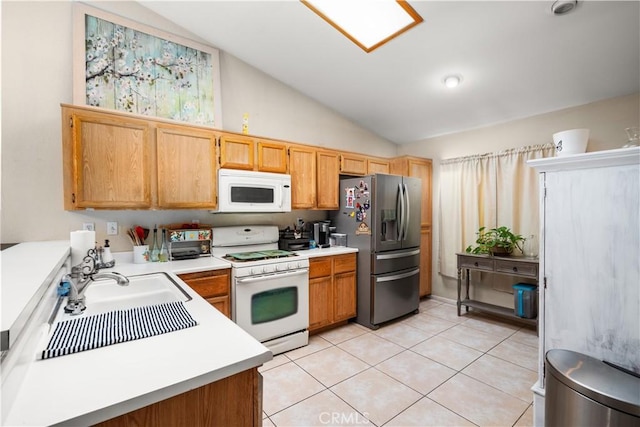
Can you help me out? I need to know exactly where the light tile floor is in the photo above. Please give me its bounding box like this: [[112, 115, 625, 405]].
[[260, 299, 537, 427]]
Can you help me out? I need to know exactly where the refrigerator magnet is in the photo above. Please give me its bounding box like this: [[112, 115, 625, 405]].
[[355, 222, 371, 235]]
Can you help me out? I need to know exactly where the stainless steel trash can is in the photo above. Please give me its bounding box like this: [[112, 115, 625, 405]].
[[545, 349, 640, 426]]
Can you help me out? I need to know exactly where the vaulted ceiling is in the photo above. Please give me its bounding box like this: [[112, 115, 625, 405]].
[[140, 1, 640, 144]]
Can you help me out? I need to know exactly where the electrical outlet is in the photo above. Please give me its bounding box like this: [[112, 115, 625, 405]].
[[107, 222, 118, 235], [82, 222, 95, 231], [191, 219, 200, 224]]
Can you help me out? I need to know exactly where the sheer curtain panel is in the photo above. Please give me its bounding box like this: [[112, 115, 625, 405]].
[[438, 144, 554, 278]]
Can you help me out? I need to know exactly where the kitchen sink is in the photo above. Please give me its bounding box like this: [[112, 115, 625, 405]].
[[49, 272, 192, 323], [41, 272, 196, 359]]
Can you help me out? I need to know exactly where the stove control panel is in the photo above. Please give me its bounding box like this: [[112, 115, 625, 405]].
[[235, 258, 310, 278]]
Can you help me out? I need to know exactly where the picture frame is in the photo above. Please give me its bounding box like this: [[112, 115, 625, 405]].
[[73, 4, 223, 128]]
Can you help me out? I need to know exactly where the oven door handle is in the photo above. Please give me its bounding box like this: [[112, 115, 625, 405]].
[[236, 269, 308, 284]]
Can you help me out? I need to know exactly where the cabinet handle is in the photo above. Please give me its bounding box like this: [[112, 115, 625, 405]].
[[474, 262, 479, 267], [512, 267, 518, 272]]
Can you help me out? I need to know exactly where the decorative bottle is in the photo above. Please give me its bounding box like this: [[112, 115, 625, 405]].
[[102, 239, 114, 264], [159, 229, 169, 262], [150, 226, 160, 262]]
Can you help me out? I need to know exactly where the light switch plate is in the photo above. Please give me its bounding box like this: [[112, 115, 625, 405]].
[[107, 222, 118, 235]]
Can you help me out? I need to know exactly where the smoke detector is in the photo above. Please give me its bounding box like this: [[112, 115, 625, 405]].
[[551, 0, 578, 15]]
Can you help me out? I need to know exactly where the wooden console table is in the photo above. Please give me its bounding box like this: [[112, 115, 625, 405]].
[[456, 252, 539, 327]]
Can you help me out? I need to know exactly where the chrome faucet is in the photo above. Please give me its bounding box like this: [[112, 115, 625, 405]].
[[65, 262, 129, 315]]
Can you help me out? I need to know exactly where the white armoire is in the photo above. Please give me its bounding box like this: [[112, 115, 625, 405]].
[[528, 147, 640, 426]]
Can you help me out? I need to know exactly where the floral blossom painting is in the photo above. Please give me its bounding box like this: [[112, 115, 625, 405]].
[[77, 7, 221, 127]]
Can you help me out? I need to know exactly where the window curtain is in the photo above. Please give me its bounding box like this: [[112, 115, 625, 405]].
[[438, 143, 555, 278]]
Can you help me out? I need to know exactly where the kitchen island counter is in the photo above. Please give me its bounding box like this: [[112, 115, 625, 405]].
[[2, 242, 271, 426]]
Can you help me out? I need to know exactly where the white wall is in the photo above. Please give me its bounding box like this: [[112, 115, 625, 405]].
[[400, 92, 640, 302], [3, 0, 637, 303], [0, 1, 396, 251]]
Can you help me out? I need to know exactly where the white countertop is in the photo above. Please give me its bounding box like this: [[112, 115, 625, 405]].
[[1, 242, 271, 426], [1, 241, 71, 351], [110, 251, 233, 275], [2, 242, 358, 426], [294, 246, 358, 258]]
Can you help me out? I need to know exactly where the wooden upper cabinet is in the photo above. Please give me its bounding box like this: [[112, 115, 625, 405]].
[[63, 107, 151, 209], [316, 150, 340, 210], [340, 153, 367, 175], [390, 157, 433, 227], [219, 134, 254, 170], [409, 159, 432, 227], [156, 126, 217, 209], [288, 145, 317, 209], [367, 158, 390, 174], [257, 141, 288, 173]]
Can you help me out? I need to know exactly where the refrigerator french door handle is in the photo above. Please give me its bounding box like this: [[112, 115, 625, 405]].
[[375, 268, 420, 283], [376, 249, 421, 260], [403, 183, 411, 240], [397, 182, 405, 241]]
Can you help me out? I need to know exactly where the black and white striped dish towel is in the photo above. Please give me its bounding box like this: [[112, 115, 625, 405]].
[[40, 301, 197, 360]]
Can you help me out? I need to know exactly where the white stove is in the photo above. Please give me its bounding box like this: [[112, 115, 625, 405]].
[[211, 226, 309, 355]]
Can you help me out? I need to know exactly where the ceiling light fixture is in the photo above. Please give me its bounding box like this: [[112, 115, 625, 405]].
[[551, 0, 578, 15], [444, 75, 461, 88], [301, 0, 423, 53]]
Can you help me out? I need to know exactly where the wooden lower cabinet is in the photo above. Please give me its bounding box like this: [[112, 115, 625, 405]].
[[95, 368, 262, 427], [178, 269, 231, 318], [308, 253, 357, 332]]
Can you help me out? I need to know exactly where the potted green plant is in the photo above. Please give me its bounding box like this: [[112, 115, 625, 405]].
[[465, 226, 525, 256]]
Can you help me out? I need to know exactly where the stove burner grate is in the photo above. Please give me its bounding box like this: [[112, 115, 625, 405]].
[[223, 249, 296, 262]]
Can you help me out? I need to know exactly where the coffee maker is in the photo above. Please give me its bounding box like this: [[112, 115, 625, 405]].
[[313, 221, 331, 248]]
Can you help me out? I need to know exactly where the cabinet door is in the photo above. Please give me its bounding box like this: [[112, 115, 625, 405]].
[[257, 141, 287, 173], [334, 271, 356, 321], [206, 296, 230, 318], [408, 159, 432, 227], [367, 158, 390, 174], [178, 269, 231, 318], [219, 134, 254, 170], [419, 227, 432, 296], [316, 150, 340, 210], [340, 153, 367, 175], [289, 145, 317, 209], [309, 277, 333, 331], [68, 111, 151, 209], [156, 126, 217, 209]]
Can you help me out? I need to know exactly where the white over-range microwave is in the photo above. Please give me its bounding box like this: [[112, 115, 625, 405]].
[[216, 168, 292, 213]]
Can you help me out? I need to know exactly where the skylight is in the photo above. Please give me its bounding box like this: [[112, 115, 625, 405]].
[[301, 0, 423, 53]]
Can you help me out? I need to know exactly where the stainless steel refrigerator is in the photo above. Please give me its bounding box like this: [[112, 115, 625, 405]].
[[331, 174, 421, 329]]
